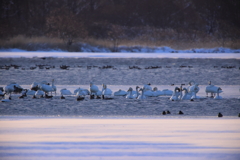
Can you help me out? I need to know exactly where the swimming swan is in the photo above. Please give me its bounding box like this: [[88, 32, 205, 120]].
[[114, 89, 127, 96], [137, 88, 147, 100], [126, 87, 134, 99], [102, 84, 113, 99]]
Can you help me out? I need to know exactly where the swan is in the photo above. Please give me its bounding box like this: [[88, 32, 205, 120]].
[[181, 88, 192, 100], [162, 89, 173, 96], [5, 82, 23, 96], [89, 82, 100, 98], [152, 87, 163, 97], [143, 83, 152, 91], [206, 81, 222, 97], [187, 83, 200, 99], [35, 90, 45, 98], [101, 84, 113, 99], [214, 87, 223, 100], [133, 86, 140, 98], [30, 82, 39, 91], [1, 95, 11, 102], [114, 89, 128, 96], [26, 90, 36, 95], [170, 87, 181, 101], [126, 87, 134, 99], [76, 89, 86, 101], [137, 88, 147, 100], [38, 82, 54, 96], [60, 88, 72, 99], [74, 88, 89, 96], [51, 79, 57, 96]]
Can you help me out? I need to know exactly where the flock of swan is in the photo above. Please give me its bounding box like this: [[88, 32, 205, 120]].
[[0, 80, 231, 103]]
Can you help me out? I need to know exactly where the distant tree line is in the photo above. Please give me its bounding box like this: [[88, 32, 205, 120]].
[[0, 0, 239, 45]]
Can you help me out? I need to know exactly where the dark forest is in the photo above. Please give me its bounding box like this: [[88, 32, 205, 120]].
[[1, 0, 240, 51]]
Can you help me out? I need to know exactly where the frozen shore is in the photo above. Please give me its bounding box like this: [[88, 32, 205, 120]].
[[0, 117, 240, 160]]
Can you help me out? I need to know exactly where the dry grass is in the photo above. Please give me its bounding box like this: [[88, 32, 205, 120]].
[[0, 34, 239, 52]]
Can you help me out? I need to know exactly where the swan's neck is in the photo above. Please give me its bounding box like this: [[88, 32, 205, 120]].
[[52, 80, 54, 87]]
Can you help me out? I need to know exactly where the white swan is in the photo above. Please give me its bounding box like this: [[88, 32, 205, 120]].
[[38, 82, 54, 96], [51, 79, 57, 96], [1, 95, 11, 102], [60, 88, 72, 95], [30, 82, 39, 91], [35, 90, 44, 98], [181, 88, 192, 100], [206, 81, 222, 97], [162, 89, 173, 96], [126, 87, 134, 99], [74, 88, 89, 96], [133, 86, 140, 98], [143, 83, 152, 91], [26, 90, 36, 95], [102, 84, 113, 99], [170, 87, 181, 101], [89, 82, 100, 97], [152, 87, 163, 97], [187, 83, 200, 99], [114, 89, 127, 96], [214, 87, 223, 100], [137, 88, 147, 100], [4, 82, 23, 98]]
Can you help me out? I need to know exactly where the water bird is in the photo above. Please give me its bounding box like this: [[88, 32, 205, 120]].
[[166, 110, 171, 114], [101, 84, 113, 99], [218, 112, 223, 117], [179, 111, 184, 115], [238, 113, 240, 117], [60, 88, 72, 99], [126, 87, 134, 99], [89, 82, 100, 98], [206, 81, 222, 98], [137, 88, 147, 100], [114, 89, 128, 96], [162, 111, 166, 115]]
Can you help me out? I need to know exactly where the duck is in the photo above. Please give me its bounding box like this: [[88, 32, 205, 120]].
[[101, 84, 113, 99], [170, 87, 181, 101], [137, 88, 147, 100], [114, 89, 128, 96], [60, 88, 72, 99], [126, 87, 135, 99], [205, 81, 222, 97]]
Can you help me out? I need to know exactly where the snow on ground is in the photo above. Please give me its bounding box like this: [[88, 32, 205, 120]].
[[0, 118, 240, 160], [0, 46, 240, 59]]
